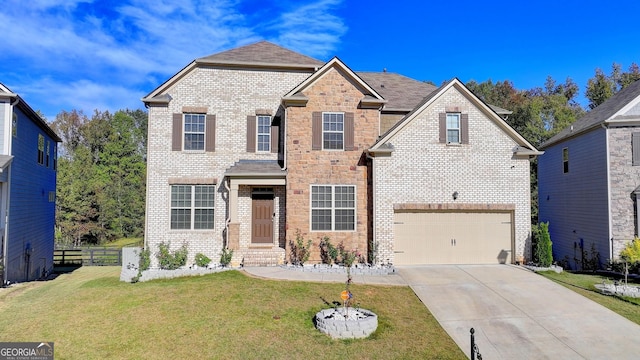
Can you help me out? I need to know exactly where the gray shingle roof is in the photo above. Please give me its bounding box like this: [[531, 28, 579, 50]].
[[357, 72, 437, 111], [541, 79, 640, 148], [224, 160, 286, 177], [197, 41, 324, 68]]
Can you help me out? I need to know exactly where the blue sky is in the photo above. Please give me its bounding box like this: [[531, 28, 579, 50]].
[[2, 0, 639, 121]]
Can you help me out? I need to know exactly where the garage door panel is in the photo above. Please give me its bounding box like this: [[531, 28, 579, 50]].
[[394, 211, 513, 265]]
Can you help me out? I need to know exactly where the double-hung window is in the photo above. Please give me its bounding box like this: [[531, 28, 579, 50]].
[[323, 112, 344, 150], [257, 115, 271, 152], [171, 185, 215, 230], [37, 134, 45, 165], [446, 113, 461, 144], [184, 114, 206, 151], [311, 185, 355, 231], [562, 147, 569, 173]]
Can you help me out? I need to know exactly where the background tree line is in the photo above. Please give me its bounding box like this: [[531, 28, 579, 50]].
[[466, 62, 640, 223], [49, 63, 639, 247], [51, 109, 147, 246]]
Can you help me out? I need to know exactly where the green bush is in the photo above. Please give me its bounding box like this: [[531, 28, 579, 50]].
[[194, 253, 212, 267], [319, 236, 338, 265], [157, 242, 188, 270], [220, 248, 233, 267], [535, 222, 553, 267], [289, 229, 311, 265], [621, 237, 640, 264]]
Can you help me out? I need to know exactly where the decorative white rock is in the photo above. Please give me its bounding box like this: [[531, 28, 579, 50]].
[[315, 308, 378, 339]]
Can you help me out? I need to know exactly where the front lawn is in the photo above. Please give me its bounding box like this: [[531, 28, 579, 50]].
[[538, 271, 640, 325], [0, 267, 464, 359]]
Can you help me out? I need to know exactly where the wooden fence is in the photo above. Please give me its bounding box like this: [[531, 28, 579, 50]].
[[54, 247, 122, 266]]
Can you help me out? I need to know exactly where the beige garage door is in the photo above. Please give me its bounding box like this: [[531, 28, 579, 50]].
[[393, 211, 513, 265]]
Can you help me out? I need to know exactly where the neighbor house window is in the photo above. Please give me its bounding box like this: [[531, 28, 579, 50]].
[[257, 115, 271, 152], [323, 112, 344, 150], [171, 185, 215, 230], [563, 147, 569, 173], [37, 134, 44, 165], [12, 113, 17, 137], [53, 144, 57, 171], [633, 133, 640, 166], [311, 185, 355, 231], [446, 113, 461, 144], [183, 114, 206, 151], [46, 141, 50, 167]]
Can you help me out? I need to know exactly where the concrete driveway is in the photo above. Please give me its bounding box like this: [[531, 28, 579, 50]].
[[398, 265, 640, 359]]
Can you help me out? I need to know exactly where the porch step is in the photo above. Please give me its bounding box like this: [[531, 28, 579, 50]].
[[239, 248, 286, 267]]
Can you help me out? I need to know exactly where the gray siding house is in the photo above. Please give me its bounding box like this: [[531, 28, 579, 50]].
[[539, 79, 640, 269]]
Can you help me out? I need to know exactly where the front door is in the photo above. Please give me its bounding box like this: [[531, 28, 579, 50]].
[[252, 194, 274, 244]]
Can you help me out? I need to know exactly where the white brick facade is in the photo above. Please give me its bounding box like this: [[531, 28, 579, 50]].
[[145, 67, 311, 267], [372, 85, 532, 264]]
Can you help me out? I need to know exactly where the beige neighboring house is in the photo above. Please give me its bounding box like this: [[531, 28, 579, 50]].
[[142, 41, 540, 267]]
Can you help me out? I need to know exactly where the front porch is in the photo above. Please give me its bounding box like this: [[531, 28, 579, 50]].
[[225, 160, 287, 266]]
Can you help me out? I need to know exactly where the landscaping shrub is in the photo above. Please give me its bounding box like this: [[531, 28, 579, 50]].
[[195, 253, 212, 267], [534, 222, 553, 267], [157, 242, 188, 270], [319, 236, 338, 264], [219, 248, 233, 267], [289, 229, 311, 265], [621, 237, 640, 265]]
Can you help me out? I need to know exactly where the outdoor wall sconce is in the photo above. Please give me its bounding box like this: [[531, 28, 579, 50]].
[[453, 191, 459, 200]]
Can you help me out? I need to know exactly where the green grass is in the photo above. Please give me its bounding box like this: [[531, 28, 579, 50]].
[[107, 237, 143, 248], [0, 267, 464, 360], [538, 271, 640, 325]]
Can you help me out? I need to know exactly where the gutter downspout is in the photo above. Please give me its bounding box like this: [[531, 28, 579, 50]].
[[282, 106, 288, 171], [2, 97, 18, 284], [365, 151, 376, 265], [223, 177, 231, 249], [602, 123, 614, 263]]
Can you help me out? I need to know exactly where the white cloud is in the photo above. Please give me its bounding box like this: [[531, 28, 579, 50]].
[[0, 0, 347, 116]]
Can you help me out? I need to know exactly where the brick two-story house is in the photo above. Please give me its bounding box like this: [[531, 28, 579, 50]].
[[142, 41, 539, 267]]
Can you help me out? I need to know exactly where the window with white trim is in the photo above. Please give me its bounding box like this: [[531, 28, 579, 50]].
[[323, 112, 344, 150], [562, 147, 569, 173], [171, 185, 214, 230], [446, 113, 461, 144], [184, 114, 206, 151], [311, 185, 355, 231], [37, 134, 45, 165], [257, 115, 271, 152]]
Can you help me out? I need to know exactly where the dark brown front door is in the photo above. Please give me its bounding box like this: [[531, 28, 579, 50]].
[[252, 197, 274, 244]]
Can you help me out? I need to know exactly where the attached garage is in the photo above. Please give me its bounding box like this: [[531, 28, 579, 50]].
[[393, 211, 513, 265]]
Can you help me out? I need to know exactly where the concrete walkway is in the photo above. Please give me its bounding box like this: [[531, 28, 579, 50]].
[[398, 265, 640, 359], [244, 266, 406, 286]]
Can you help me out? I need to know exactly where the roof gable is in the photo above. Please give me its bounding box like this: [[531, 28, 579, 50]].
[[369, 78, 540, 154], [143, 41, 323, 104], [542, 79, 640, 148], [282, 57, 386, 107]]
